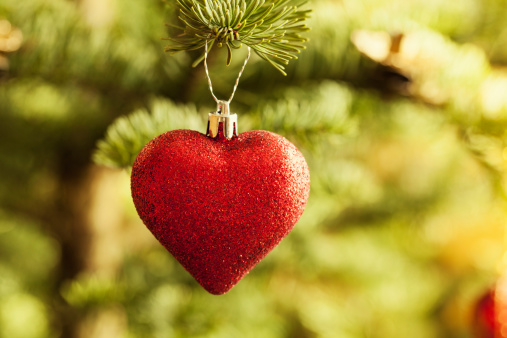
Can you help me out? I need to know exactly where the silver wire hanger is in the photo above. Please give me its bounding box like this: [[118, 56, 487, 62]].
[[203, 40, 251, 105]]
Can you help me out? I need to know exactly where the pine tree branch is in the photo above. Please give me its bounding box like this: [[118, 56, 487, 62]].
[[252, 81, 357, 138], [92, 99, 205, 169], [164, 0, 311, 75]]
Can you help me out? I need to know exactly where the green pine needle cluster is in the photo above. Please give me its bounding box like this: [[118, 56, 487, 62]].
[[164, 0, 311, 75], [93, 100, 204, 169]]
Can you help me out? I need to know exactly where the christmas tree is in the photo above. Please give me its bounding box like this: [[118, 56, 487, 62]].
[[1, 0, 507, 337]]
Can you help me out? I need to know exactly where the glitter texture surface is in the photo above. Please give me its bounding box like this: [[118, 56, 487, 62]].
[[131, 129, 310, 295]]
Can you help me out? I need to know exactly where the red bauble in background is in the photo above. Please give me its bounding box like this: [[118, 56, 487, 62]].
[[475, 289, 497, 338], [474, 283, 507, 338], [130, 122, 310, 294]]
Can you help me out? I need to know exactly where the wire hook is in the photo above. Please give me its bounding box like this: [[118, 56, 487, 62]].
[[204, 40, 251, 104]]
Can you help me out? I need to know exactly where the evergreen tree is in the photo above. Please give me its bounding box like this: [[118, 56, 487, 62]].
[[1, 0, 507, 337]]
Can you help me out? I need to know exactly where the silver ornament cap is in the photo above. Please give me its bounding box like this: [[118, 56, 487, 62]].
[[206, 100, 238, 139]]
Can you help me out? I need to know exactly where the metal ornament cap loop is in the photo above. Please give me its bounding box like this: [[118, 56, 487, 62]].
[[206, 100, 238, 140]]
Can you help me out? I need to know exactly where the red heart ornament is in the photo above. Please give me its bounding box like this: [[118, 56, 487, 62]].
[[131, 129, 310, 294]]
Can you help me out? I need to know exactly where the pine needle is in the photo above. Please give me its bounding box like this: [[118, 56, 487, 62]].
[[165, 0, 311, 75]]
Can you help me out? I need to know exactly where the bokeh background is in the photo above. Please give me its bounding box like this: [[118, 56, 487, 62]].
[[1, 0, 507, 337]]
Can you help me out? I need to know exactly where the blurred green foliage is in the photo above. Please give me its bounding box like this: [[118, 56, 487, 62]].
[[1, 0, 507, 337]]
